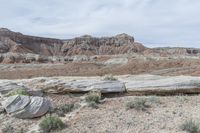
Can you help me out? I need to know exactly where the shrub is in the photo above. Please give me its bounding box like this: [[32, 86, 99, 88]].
[[6, 88, 29, 97], [85, 91, 101, 103], [102, 74, 117, 81], [56, 103, 74, 117], [39, 116, 65, 133], [180, 119, 200, 133], [59, 103, 74, 113], [126, 98, 150, 111]]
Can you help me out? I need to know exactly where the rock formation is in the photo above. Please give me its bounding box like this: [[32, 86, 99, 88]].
[[0, 28, 200, 64], [1, 75, 200, 95], [2, 95, 50, 119], [0, 28, 63, 56], [62, 33, 145, 55], [0, 28, 145, 57]]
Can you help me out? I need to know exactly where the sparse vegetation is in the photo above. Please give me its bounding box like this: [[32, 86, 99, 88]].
[[39, 116, 65, 133], [102, 74, 117, 81], [59, 103, 74, 113], [6, 88, 29, 97], [56, 103, 74, 116], [180, 119, 200, 133], [147, 96, 161, 105], [85, 91, 101, 103], [1, 125, 25, 133], [126, 98, 150, 111], [88, 101, 99, 109]]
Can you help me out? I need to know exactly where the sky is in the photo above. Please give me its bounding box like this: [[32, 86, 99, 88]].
[[0, 0, 200, 48]]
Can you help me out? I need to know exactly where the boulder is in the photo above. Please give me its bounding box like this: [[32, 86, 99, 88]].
[[2, 95, 50, 119], [2, 95, 30, 113]]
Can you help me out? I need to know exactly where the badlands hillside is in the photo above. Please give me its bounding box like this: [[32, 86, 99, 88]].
[[0, 28, 200, 133], [0, 28, 200, 79]]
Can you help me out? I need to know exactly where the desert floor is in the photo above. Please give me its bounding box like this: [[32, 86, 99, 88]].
[[1, 93, 200, 133]]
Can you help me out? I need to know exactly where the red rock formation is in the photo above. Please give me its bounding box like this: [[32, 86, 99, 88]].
[[0, 28, 63, 56], [0, 28, 146, 56], [1, 28, 199, 59]]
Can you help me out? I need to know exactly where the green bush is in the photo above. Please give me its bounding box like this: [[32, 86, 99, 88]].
[[85, 91, 101, 103], [180, 119, 200, 133], [102, 74, 117, 81], [6, 88, 29, 97], [39, 116, 65, 133], [126, 98, 150, 111]]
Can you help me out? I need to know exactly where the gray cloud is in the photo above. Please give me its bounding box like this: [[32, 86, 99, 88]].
[[0, 0, 200, 47]]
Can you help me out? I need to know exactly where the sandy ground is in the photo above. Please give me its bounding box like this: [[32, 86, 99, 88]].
[[63, 95, 200, 133], [1, 57, 200, 79], [1, 93, 200, 133]]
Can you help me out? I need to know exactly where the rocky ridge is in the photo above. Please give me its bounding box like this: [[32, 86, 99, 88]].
[[0, 28, 145, 57], [0, 28, 200, 65]]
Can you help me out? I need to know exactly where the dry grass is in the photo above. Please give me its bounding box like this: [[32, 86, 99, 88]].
[[180, 119, 200, 133], [39, 116, 65, 133], [85, 91, 101, 103], [126, 98, 150, 111]]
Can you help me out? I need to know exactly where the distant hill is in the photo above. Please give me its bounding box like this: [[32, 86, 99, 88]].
[[0, 28, 146, 56]]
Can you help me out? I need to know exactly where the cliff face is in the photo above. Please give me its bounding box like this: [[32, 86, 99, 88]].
[[1, 28, 199, 58], [0, 28, 63, 56], [0, 28, 146, 56], [62, 33, 145, 56]]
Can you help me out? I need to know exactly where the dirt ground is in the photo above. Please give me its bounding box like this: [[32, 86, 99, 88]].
[[63, 95, 200, 133], [1, 93, 200, 133], [1, 57, 200, 79]]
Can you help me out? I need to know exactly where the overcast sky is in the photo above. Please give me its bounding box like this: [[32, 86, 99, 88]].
[[0, 0, 200, 48]]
